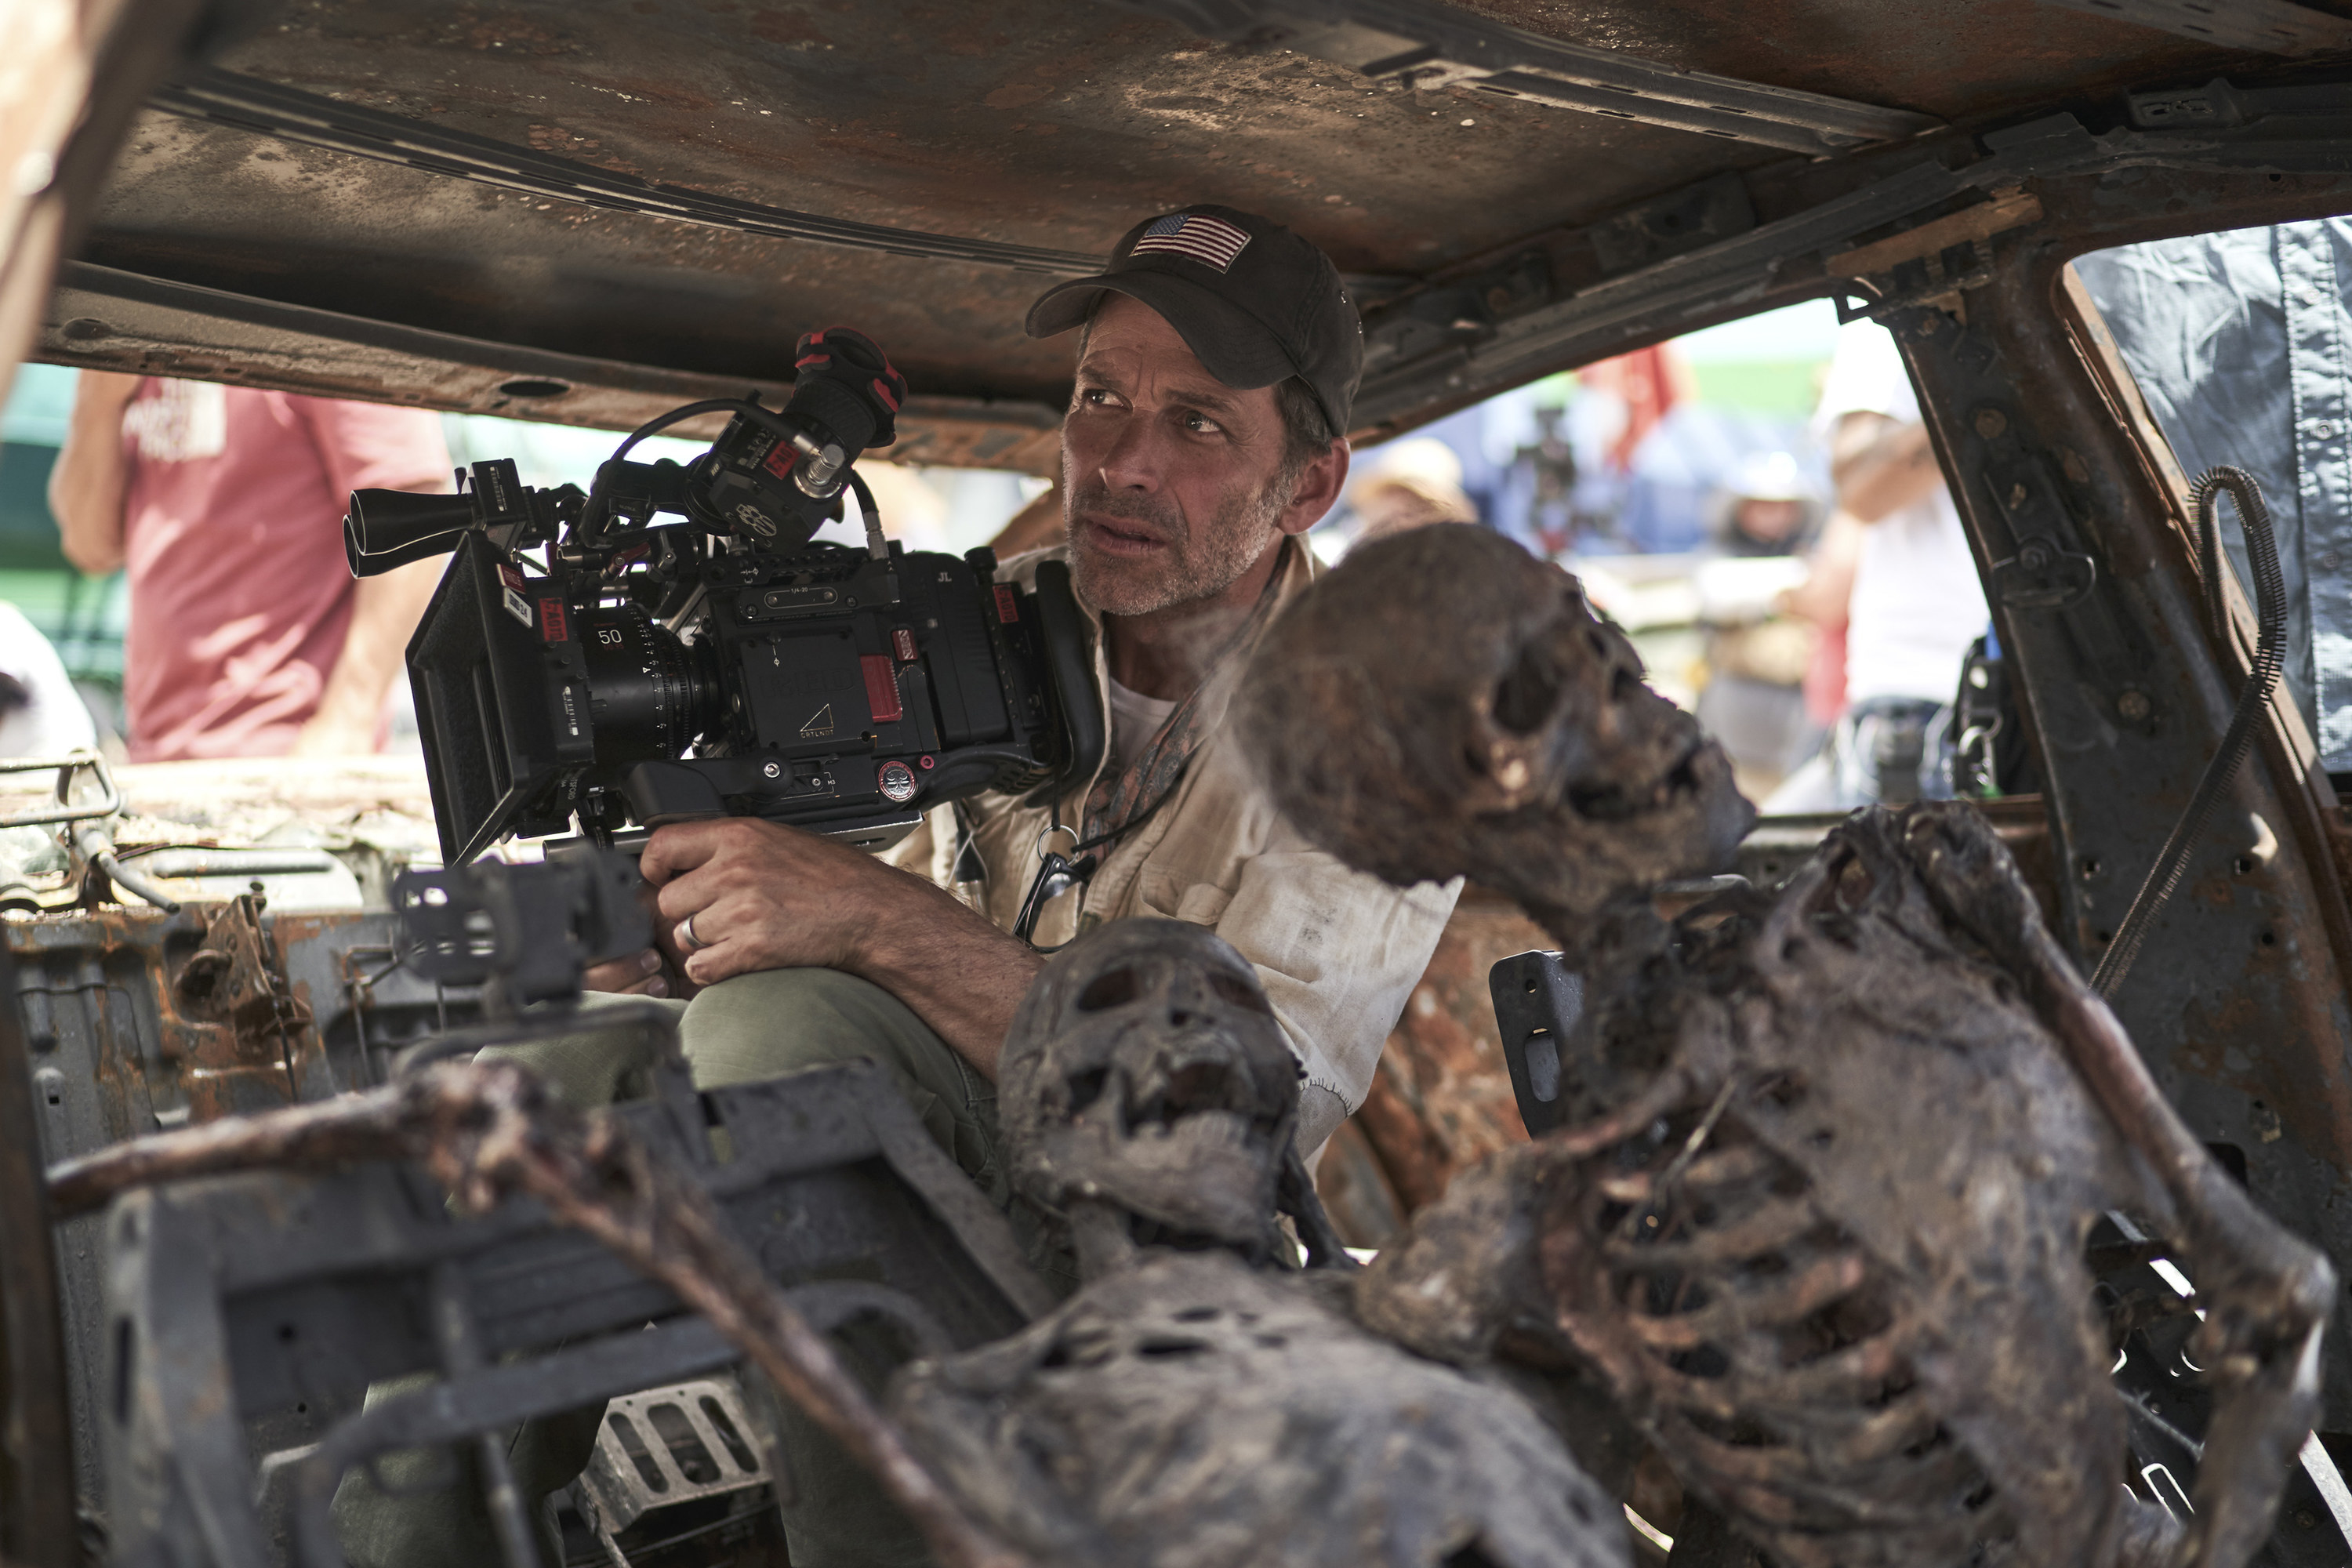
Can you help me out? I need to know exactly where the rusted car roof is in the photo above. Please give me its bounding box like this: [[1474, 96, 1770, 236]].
[[37, 0, 2352, 461]]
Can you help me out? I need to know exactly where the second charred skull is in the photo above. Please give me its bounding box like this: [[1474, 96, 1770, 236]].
[[1000, 919, 1302, 1265]]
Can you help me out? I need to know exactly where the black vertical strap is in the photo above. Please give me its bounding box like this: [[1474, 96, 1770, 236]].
[[2091, 467, 2288, 996]]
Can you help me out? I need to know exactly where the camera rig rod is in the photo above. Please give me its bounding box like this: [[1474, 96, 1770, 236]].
[[48, 1060, 1036, 1568]]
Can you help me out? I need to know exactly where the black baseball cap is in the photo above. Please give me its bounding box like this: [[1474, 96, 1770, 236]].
[[1025, 204, 1364, 438]]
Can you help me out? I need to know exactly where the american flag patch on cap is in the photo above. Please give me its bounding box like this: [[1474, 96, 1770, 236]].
[[1131, 212, 1252, 274]]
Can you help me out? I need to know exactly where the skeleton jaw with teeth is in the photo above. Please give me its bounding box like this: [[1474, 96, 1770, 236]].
[[997, 918, 1317, 1277]]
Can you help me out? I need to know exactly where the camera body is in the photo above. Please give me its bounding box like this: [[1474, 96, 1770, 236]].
[[409, 517, 1094, 864], [350, 329, 1102, 866]]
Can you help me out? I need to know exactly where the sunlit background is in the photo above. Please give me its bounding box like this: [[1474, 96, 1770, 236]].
[[0, 296, 1841, 759]]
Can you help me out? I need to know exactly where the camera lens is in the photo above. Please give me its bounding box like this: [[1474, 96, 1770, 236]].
[[576, 606, 717, 760]]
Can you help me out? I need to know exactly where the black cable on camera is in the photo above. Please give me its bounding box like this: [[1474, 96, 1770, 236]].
[[579, 397, 815, 542]]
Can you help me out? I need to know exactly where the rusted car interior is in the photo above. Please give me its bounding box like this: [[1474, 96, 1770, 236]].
[[9, 0, 2352, 1563]]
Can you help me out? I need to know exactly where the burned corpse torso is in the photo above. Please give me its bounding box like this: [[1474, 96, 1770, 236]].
[[894, 1248, 1625, 1568], [1238, 525, 2331, 1568]]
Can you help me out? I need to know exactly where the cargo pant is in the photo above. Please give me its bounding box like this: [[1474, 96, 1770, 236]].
[[329, 967, 1036, 1568]]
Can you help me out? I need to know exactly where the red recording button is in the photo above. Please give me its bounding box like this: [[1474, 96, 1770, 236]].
[[892, 627, 917, 662]]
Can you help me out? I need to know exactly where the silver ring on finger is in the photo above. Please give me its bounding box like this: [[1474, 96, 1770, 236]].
[[678, 911, 709, 952]]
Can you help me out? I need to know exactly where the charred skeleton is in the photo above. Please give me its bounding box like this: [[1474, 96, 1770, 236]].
[[893, 919, 1632, 1568], [1232, 524, 2335, 1568]]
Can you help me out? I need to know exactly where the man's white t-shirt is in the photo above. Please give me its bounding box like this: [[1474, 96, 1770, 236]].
[[1107, 673, 1178, 768], [1817, 321, 1990, 706], [0, 603, 96, 759]]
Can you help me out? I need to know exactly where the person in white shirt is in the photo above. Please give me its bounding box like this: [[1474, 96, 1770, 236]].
[[1766, 320, 1988, 811]]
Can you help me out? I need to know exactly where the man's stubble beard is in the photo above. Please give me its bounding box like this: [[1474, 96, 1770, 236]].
[[1064, 472, 1294, 619]]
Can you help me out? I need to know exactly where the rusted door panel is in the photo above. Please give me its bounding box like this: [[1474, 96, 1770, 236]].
[[9, 903, 337, 1504], [13, 907, 321, 1136], [0, 943, 76, 1568]]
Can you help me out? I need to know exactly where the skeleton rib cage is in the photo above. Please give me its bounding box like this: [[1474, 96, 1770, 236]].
[[1515, 808, 2332, 1568], [1562, 1064, 2016, 1566]]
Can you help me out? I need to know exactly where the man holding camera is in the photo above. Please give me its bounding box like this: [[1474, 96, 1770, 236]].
[[576, 205, 1455, 1181], [339, 207, 1457, 1568]]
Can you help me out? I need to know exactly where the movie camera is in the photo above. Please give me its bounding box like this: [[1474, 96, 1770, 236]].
[[344, 328, 1101, 865]]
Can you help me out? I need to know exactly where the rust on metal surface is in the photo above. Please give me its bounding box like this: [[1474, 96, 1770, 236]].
[[40, 263, 1070, 473], [43, 0, 2285, 441], [6, 902, 363, 1135], [1827, 187, 2046, 278], [171, 893, 314, 1079], [1923, 203, 2352, 1419]]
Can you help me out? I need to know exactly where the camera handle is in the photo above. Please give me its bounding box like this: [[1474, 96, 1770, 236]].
[[575, 335, 904, 546], [579, 397, 782, 541]]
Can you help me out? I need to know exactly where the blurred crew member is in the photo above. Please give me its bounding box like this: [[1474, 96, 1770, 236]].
[[1694, 451, 1824, 792], [1342, 436, 1479, 552], [49, 373, 449, 761], [1708, 448, 1820, 557], [1766, 321, 1987, 810]]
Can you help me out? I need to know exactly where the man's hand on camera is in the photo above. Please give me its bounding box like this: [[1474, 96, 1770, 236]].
[[636, 816, 1044, 1079], [640, 817, 912, 985]]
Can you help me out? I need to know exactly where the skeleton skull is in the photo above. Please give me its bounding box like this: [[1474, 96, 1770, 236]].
[[1233, 524, 1753, 933], [1000, 919, 1304, 1266]]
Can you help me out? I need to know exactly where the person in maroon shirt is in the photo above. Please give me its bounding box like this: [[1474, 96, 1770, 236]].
[[49, 372, 451, 761]]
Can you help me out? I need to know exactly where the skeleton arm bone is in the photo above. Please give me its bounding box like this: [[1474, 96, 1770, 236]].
[[1900, 806, 2335, 1568]]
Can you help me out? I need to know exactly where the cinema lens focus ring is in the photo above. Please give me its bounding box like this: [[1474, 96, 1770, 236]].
[[577, 607, 716, 760]]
